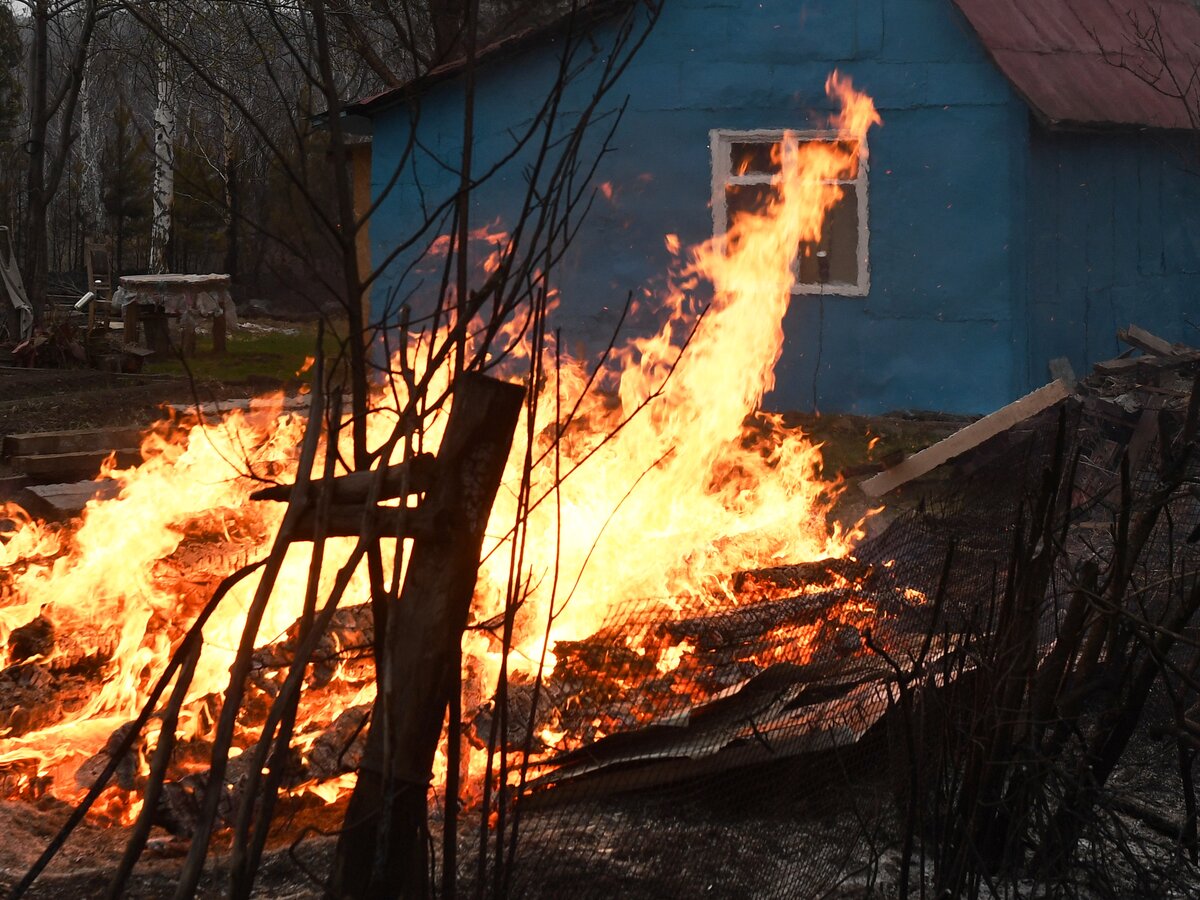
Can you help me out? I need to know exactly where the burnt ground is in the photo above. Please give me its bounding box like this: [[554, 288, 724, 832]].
[[0, 798, 339, 898]]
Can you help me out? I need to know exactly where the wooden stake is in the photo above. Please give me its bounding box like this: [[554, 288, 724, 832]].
[[331, 373, 524, 900]]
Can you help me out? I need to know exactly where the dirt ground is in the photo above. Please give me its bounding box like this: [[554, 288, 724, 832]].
[[0, 369, 238, 435], [0, 796, 339, 899]]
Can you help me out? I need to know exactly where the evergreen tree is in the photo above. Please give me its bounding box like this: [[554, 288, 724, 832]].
[[102, 99, 152, 273], [173, 119, 228, 273], [0, 5, 22, 239], [0, 5, 20, 143]]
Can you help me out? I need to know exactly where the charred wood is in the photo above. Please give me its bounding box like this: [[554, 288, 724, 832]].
[[1, 614, 114, 674], [660, 591, 857, 652], [0, 663, 97, 736], [306, 704, 370, 781], [469, 680, 561, 755], [153, 741, 305, 838], [290, 503, 442, 542], [249, 452, 437, 504], [75, 721, 142, 792], [249, 603, 374, 692], [731, 557, 870, 595], [6, 615, 54, 663]]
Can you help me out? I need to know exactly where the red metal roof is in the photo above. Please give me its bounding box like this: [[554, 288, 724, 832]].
[[953, 0, 1200, 129]]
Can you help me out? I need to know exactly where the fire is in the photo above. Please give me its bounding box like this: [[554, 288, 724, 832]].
[[0, 75, 879, 821]]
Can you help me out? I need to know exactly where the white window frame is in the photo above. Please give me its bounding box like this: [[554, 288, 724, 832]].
[[710, 128, 870, 297]]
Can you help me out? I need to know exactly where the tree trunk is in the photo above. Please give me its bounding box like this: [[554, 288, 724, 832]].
[[24, 0, 49, 320], [222, 95, 238, 282], [149, 43, 176, 275], [79, 54, 105, 240], [24, 0, 99, 314], [431, 0, 468, 62]]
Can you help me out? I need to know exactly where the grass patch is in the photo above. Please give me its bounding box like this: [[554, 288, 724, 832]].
[[780, 411, 969, 478], [145, 320, 344, 387]]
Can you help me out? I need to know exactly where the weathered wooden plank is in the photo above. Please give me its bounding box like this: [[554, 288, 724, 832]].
[[332, 373, 525, 898], [859, 379, 1072, 498], [1048, 357, 1077, 388], [1093, 356, 1141, 375], [3, 426, 144, 458], [731, 557, 868, 594], [165, 394, 313, 419], [0, 473, 28, 501], [1119, 323, 1197, 358], [18, 479, 121, 519], [9, 449, 141, 480]]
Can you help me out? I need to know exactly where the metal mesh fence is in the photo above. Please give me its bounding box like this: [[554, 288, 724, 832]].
[[421, 396, 1200, 898]]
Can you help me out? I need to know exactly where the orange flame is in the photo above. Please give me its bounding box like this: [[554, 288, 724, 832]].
[[0, 74, 880, 819]]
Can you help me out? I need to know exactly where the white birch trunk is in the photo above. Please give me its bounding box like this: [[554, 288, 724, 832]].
[[221, 94, 234, 232], [79, 54, 105, 238], [149, 46, 176, 275]]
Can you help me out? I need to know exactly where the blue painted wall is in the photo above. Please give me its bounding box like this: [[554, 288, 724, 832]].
[[1026, 128, 1200, 383], [365, 0, 1199, 414]]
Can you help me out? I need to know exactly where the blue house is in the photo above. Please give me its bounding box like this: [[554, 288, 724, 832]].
[[349, 0, 1200, 415]]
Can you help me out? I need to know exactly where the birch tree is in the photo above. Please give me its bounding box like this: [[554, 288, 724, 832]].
[[78, 51, 106, 239], [147, 15, 175, 274]]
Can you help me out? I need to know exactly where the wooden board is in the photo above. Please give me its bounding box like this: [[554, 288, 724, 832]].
[[165, 395, 313, 419], [1118, 323, 1197, 358], [1048, 357, 1077, 388], [16, 479, 120, 519], [9, 449, 141, 480], [0, 473, 28, 501], [4, 426, 145, 458], [1094, 356, 1141, 375], [859, 379, 1072, 498]]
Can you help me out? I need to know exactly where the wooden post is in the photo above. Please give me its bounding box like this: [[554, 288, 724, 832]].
[[180, 319, 197, 358], [331, 373, 524, 899], [143, 309, 171, 357], [122, 302, 140, 347], [212, 311, 226, 354]]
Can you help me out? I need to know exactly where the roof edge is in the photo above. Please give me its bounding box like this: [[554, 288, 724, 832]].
[[345, 0, 637, 119]]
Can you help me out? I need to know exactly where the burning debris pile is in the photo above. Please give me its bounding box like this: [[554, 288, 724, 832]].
[[0, 75, 891, 895]]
